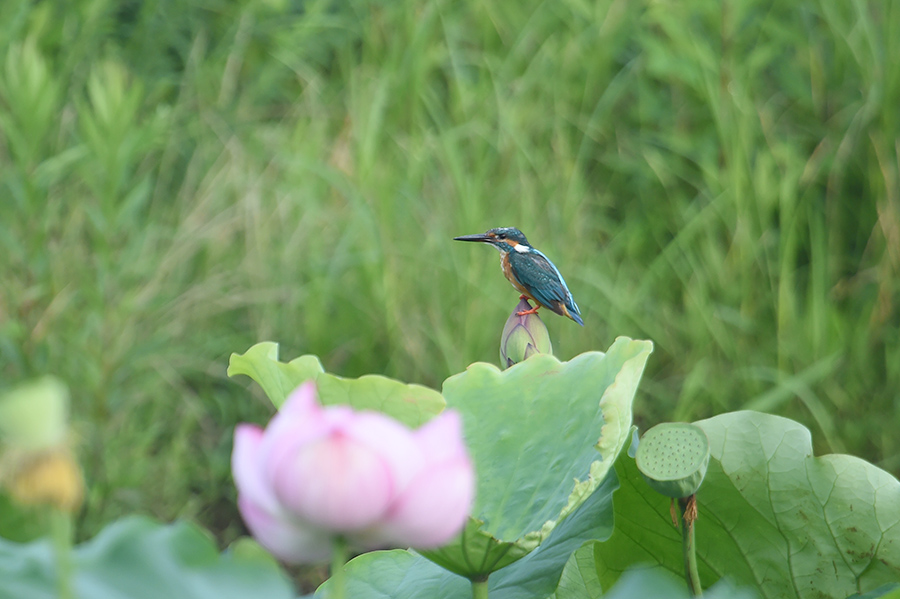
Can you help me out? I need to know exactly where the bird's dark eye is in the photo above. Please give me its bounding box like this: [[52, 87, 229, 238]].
[[497, 234, 506, 240]]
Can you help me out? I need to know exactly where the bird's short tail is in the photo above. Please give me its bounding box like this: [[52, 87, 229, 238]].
[[561, 304, 584, 326]]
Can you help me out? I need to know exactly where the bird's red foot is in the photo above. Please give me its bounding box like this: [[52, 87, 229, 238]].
[[519, 294, 530, 300], [516, 306, 540, 316]]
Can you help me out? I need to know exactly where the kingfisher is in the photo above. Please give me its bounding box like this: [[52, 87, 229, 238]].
[[454, 227, 584, 326]]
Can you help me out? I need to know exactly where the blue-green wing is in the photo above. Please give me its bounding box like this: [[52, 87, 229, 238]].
[[508, 250, 582, 320]]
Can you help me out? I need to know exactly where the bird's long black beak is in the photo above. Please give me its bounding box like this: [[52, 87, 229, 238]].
[[453, 233, 492, 243]]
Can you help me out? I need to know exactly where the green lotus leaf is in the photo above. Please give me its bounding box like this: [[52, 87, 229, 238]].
[[591, 411, 900, 598], [846, 584, 900, 599], [317, 473, 618, 598], [322, 550, 468, 599], [423, 517, 534, 577], [420, 337, 652, 578], [227, 342, 444, 427], [551, 549, 759, 599], [550, 543, 603, 599], [0, 516, 293, 599], [226, 342, 324, 406]]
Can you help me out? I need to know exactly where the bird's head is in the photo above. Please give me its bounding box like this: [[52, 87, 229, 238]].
[[453, 227, 532, 254]]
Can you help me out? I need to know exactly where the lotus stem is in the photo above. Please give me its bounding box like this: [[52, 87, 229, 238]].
[[471, 575, 489, 599], [330, 536, 349, 599], [50, 509, 74, 599], [679, 495, 702, 596]]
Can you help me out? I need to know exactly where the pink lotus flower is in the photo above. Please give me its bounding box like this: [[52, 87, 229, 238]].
[[232, 381, 475, 563]]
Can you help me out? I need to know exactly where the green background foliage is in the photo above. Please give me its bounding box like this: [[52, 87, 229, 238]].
[[0, 0, 897, 573]]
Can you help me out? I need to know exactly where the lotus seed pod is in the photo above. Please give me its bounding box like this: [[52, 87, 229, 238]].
[[635, 422, 710, 498]]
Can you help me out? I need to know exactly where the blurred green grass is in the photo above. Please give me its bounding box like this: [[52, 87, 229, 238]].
[[0, 0, 898, 546]]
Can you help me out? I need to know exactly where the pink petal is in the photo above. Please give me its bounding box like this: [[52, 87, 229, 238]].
[[238, 494, 332, 564], [278, 381, 322, 418], [414, 410, 469, 462], [259, 383, 335, 494], [342, 411, 424, 491], [272, 432, 395, 531], [232, 424, 280, 514], [379, 456, 475, 548], [262, 382, 327, 454]]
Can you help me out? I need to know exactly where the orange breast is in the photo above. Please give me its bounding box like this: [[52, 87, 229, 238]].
[[501, 253, 534, 300]]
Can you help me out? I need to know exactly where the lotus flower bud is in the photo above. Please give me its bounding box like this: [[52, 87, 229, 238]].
[[231, 382, 474, 564], [500, 298, 553, 368], [0, 377, 68, 450], [4, 449, 84, 513], [0, 377, 84, 513]]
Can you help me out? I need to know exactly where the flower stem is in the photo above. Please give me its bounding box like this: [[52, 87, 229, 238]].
[[330, 536, 349, 599], [50, 509, 74, 599], [471, 576, 489, 599], [678, 495, 702, 596]]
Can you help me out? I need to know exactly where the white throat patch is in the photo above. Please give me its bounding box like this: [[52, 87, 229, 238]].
[[512, 243, 530, 253]]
